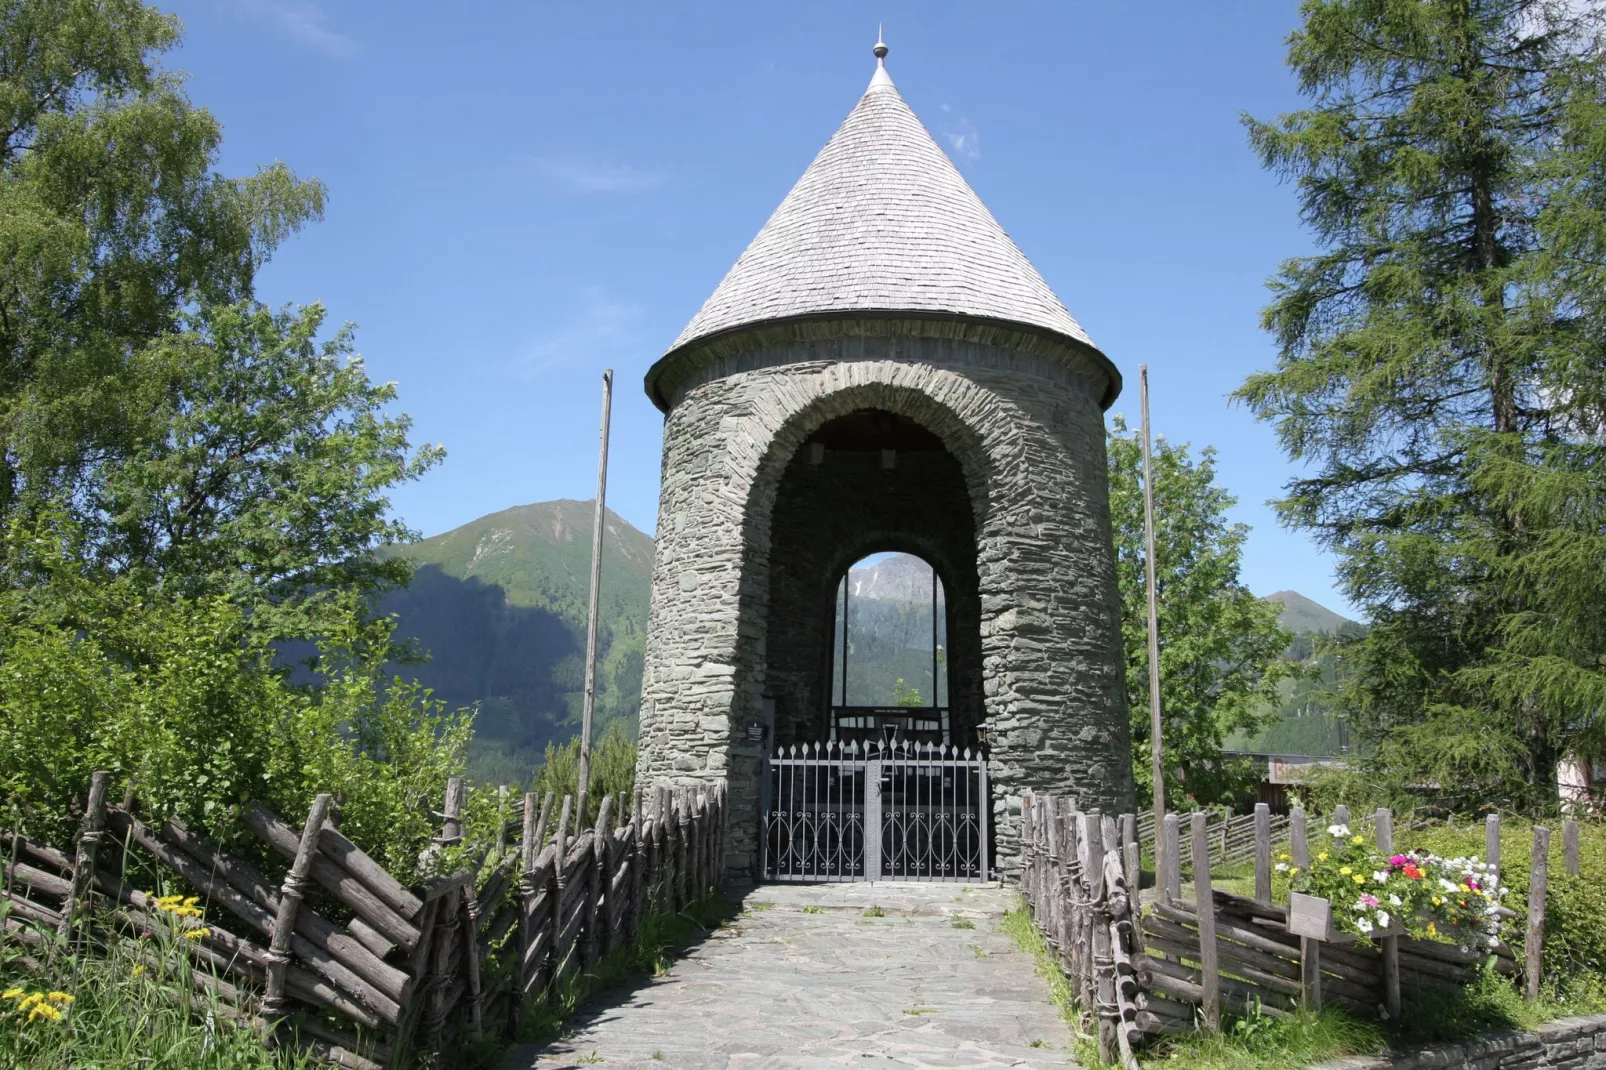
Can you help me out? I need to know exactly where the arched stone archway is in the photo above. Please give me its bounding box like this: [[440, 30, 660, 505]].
[[765, 409, 983, 748], [638, 323, 1133, 879]]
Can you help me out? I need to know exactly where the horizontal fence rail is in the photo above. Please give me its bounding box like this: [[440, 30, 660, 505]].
[[1, 773, 727, 1069]]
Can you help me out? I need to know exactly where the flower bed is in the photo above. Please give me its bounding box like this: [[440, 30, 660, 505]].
[[1279, 822, 1509, 949]]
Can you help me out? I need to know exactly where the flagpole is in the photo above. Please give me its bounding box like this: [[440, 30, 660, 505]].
[[577, 369, 614, 827], [1140, 364, 1166, 875]]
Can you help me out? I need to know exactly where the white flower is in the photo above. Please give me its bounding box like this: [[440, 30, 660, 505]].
[[1376, 911, 1391, 928], [1275, 862, 1289, 872], [1439, 878, 1459, 892], [1356, 918, 1374, 933], [1328, 824, 1350, 837], [1388, 894, 1402, 907], [1373, 871, 1389, 884]]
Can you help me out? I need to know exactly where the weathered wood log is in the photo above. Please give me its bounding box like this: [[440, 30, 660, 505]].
[[244, 803, 421, 951], [290, 1016, 388, 1070], [1190, 812, 1221, 1032], [264, 794, 334, 1040], [0, 831, 71, 875], [317, 825, 424, 920], [2, 890, 62, 927], [60, 770, 110, 935], [416, 869, 474, 903], [1526, 825, 1550, 1001], [346, 917, 394, 960], [1487, 814, 1502, 873], [4, 861, 70, 900]]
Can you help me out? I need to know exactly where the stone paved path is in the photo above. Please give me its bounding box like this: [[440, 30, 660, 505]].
[[500, 882, 1078, 1070]]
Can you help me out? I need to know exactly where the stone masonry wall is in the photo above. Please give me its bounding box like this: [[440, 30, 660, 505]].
[[637, 318, 1133, 878], [1316, 1014, 1606, 1070]]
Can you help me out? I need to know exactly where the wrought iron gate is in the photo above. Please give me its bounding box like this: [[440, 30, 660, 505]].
[[761, 742, 990, 882]]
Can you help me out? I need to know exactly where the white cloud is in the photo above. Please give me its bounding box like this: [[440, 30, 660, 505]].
[[531, 157, 668, 195], [228, 0, 357, 57], [939, 104, 980, 161], [515, 288, 645, 376]]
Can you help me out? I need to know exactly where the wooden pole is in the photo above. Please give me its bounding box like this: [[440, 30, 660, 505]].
[[1526, 825, 1551, 1001], [1162, 813, 1181, 903], [1139, 365, 1167, 880], [1375, 808, 1400, 1019], [1190, 812, 1220, 1032], [1253, 802, 1272, 905], [60, 770, 110, 937], [1486, 814, 1502, 873], [576, 369, 614, 829], [263, 794, 334, 1040]]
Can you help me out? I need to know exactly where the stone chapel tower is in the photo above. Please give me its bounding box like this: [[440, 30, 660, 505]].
[[637, 40, 1133, 878]]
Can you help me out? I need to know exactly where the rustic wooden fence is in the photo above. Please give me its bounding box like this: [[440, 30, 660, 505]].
[[1, 772, 726, 1069], [1023, 796, 1570, 1068]]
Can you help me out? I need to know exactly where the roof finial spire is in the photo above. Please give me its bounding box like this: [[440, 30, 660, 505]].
[[869, 26, 893, 89]]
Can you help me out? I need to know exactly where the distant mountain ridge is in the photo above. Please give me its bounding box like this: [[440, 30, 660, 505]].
[[378, 505, 1357, 782]]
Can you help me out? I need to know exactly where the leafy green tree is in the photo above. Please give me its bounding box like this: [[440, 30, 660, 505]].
[[1236, 0, 1606, 812], [1107, 418, 1295, 807], [1, 0, 324, 517], [531, 724, 638, 823]]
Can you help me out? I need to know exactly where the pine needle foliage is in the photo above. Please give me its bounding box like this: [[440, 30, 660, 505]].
[[1236, 0, 1606, 813]]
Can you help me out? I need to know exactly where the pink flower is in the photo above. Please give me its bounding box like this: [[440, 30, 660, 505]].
[[1360, 894, 1379, 908], [1389, 855, 1409, 867]]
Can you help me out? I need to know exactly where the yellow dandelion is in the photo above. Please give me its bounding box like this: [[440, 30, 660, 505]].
[[1353, 874, 1366, 885], [1352, 835, 1364, 846], [183, 897, 199, 907], [19, 993, 43, 1009], [2, 988, 23, 1000], [1340, 866, 1353, 876], [45, 992, 72, 1005], [1290, 867, 1301, 876], [1318, 851, 1329, 862], [1432, 896, 1443, 906], [184, 927, 212, 941], [131, 965, 146, 978], [28, 1002, 62, 1022]]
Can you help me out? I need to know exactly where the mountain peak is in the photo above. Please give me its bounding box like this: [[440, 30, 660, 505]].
[[1263, 590, 1357, 635]]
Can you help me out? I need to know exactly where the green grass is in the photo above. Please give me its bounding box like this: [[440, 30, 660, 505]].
[[1000, 904, 1087, 1060], [951, 917, 976, 930], [801, 905, 825, 915], [1156, 1005, 1385, 1070], [862, 905, 885, 917], [0, 919, 324, 1070]]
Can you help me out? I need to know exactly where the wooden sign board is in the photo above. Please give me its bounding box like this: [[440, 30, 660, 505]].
[[1288, 892, 1333, 941]]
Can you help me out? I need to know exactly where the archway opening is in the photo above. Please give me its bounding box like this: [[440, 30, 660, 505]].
[[830, 552, 949, 743], [764, 408, 982, 748]]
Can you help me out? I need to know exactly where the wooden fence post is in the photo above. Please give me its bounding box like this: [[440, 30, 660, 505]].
[[549, 795, 571, 988], [1334, 804, 1349, 831], [1487, 813, 1502, 874], [1526, 825, 1551, 1001], [1253, 802, 1272, 905], [1375, 807, 1400, 1020], [583, 794, 612, 968], [1291, 807, 1309, 871], [1563, 820, 1579, 877], [263, 793, 334, 1041], [60, 770, 110, 937], [1162, 813, 1181, 904], [675, 789, 690, 911], [1191, 811, 1220, 1033], [426, 778, 467, 1051], [1122, 812, 1140, 903], [628, 787, 645, 943]]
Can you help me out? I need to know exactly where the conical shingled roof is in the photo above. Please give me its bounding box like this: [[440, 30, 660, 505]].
[[665, 51, 1096, 357]]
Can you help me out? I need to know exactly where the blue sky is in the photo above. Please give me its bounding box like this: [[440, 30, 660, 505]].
[[162, 0, 1354, 617]]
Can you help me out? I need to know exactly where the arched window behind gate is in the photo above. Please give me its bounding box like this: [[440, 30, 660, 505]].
[[829, 553, 948, 743]]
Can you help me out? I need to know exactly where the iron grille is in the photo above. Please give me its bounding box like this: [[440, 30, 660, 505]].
[[762, 741, 989, 882]]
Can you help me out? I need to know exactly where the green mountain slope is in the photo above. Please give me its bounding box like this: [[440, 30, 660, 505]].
[[380, 500, 654, 786], [1264, 590, 1357, 635]]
